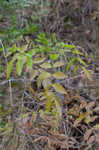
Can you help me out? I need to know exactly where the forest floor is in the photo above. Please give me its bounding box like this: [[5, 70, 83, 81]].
[[0, 0, 99, 150]]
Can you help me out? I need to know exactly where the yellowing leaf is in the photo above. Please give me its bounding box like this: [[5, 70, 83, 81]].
[[45, 92, 55, 112], [54, 96, 62, 119], [42, 78, 51, 88], [37, 71, 51, 88], [53, 72, 67, 79], [29, 86, 35, 94], [94, 124, 99, 128], [34, 57, 45, 64], [40, 62, 52, 69], [29, 69, 39, 81], [39, 110, 45, 119], [32, 112, 37, 123], [46, 95, 54, 112], [93, 124, 99, 131], [53, 61, 64, 68], [78, 113, 84, 121], [52, 83, 67, 95], [38, 71, 51, 80], [85, 115, 91, 124]]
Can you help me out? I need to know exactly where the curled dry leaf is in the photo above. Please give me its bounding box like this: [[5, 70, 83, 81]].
[[96, 133, 99, 143], [87, 136, 95, 145], [87, 101, 96, 109], [74, 119, 81, 127], [90, 116, 98, 122], [94, 107, 99, 112], [84, 129, 92, 140], [29, 69, 39, 81], [80, 99, 87, 109], [34, 136, 47, 142], [93, 124, 99, 131], [28, 128, 35, 135]]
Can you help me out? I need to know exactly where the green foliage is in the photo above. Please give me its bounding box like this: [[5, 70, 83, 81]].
[[5, 33, 89, 80], [0, 65, 4, 74], [0, 121, 5, 128], [0, 90, 3, 97], [0, 33, 91, 122], [0, 0, 50, 44]]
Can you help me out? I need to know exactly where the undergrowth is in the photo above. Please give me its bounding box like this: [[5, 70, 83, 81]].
[[0, 0, 99, 150], [0, 34, 99, 150]]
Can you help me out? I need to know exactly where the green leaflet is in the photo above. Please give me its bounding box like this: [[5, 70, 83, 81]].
[[76, 57, 87, 67], [73, 65, 80, 75], [0, 121, 6, 128], [63, 43, 75, 49], [0, 104, 3, 109], [6, 44, 18, 57], [49, 53, 59, 60], [6, 59, 14, 79], [66, 56, 87, 72], [66, 57, 76, 72], [26, 55, 33, 68], [72, 49, 83, 55], [16, 55, 25, 76], [28, 49, 38, 56], [6, 54, 18, 79]]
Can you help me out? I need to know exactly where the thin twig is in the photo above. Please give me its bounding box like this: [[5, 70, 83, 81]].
[[0, 40, 13, 106]]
